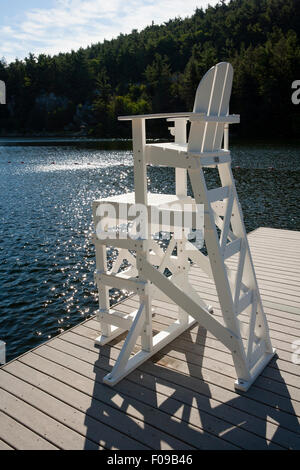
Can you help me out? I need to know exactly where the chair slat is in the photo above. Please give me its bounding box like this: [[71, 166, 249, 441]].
[[188, 66, 216, 152], [204, 63, 231, 152], [214, 63, 234, 149], [188, 63, 234, 153]]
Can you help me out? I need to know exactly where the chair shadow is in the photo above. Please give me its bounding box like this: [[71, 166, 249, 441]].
[[83, 324, 300, 450]]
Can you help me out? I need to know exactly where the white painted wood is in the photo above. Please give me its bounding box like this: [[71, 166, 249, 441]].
[[95, 230, 111, 338], [189, 115, 240, 123], [185, 242, 213, 279], [235, 349, 276, 392], [93, 235, 146, 251], [95, 325, 127, 346], [196, 153, 231, 167], [189, 168, 251, 382], [146, 144, 199, 169], [220, 191, 235, 251], [224, 238, 242, 260], [246, 296, 258, 363], [104, 304, 146, 384], [103, 316, 197, 386], [233, 240, 247, 306], [111, 249, 137, 276], [97, 309, 136, 330], [218, 161, 274, 356], [146, 144, 231, 168], [143, 260, 240, 352], [237, 290, 253, 315], [172, 118, 188, 197], [224, 124, 229, 151], [131, 118, 153, 352], [208, 186, 230, 203], [132, 118, 147, 205], [95, 270, 146, 294]]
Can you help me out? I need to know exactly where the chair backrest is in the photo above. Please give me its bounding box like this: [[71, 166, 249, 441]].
[[188, 62, 233, 153]]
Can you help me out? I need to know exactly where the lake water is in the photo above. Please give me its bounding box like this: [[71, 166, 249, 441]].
[[0, 140, 299, 362]]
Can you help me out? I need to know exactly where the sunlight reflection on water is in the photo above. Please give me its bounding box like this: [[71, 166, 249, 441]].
[[0, 142, 299, 361]]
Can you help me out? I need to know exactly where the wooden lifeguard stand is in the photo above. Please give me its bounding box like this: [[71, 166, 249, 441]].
[[92, 63, 275, 392]]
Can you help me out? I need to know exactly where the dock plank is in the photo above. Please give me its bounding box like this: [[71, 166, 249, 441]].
[[42, 336, 298, 449], [54, 327, 300, 419], [33, 343, 270, 449], [0, 370, 101, 450], [0, 411, 58, 450], [3, 360, 152, 451], [0, 440, 14, 450], [15, 351, 220, 450]]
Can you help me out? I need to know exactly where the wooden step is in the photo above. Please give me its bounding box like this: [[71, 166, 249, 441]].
[[97, 309, 136, 330], [94, 269, 146, 295], [224, 238, 242, 260], [208, 186, 230, 203]]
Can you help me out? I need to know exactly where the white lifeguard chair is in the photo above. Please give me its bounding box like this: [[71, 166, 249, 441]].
[[92, 62, 275, 392]]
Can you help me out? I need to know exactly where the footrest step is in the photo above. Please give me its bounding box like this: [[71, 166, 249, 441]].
[[95, 269, 147, 294], [97, 309, 137, 330]]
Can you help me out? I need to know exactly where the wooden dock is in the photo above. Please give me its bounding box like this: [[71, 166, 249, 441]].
[[0, 227, 299, 450]]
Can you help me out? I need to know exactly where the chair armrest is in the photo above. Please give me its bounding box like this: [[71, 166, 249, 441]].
[[118, 112, 240, 124], [118, 112, 193, 121]]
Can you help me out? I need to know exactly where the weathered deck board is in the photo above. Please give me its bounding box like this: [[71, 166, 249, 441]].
[[1, 227, 300, 450], [0, 411, 58, 450]]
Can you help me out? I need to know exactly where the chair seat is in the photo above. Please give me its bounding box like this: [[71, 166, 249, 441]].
[[147, 142, 188, 153], [145, 142, 231, 169], [94, 191, 184, 206], [93, 191, 193, 210], [93, 193, 195, 216]]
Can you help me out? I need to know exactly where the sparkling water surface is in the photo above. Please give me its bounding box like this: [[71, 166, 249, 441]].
[[0, 141, 299, 362]]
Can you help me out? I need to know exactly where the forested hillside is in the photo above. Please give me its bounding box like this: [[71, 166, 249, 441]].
[[0, 0, 300, 138]]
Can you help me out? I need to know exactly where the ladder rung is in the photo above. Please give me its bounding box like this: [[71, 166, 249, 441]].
[[197, 153, 231, 167], [95, 270, 146, 294], [211, 201, 226, 216], [249, 340, 266, 369], [224, 238, 241, 260], [148, 252, 179, 273], [208, 186, 230, 203], [237, 290, 253, 315], [97, 309, 135, 330], [146, 146, 200, 169], [93, 234, 147, 251]]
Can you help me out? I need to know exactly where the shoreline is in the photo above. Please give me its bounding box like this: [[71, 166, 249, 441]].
[[1, 136, 300, 148]]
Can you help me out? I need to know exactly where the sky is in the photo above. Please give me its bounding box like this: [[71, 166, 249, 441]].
[[0, 0, 220, 63]]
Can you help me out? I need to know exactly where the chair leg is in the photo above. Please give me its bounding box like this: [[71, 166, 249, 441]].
[[103, 303, 146, 385]]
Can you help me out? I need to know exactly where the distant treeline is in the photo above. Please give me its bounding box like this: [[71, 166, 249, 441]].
[[0, 0, 300, 138]]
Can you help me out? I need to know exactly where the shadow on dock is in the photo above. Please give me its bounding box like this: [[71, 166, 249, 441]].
[[83, 324, 300, 450]]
